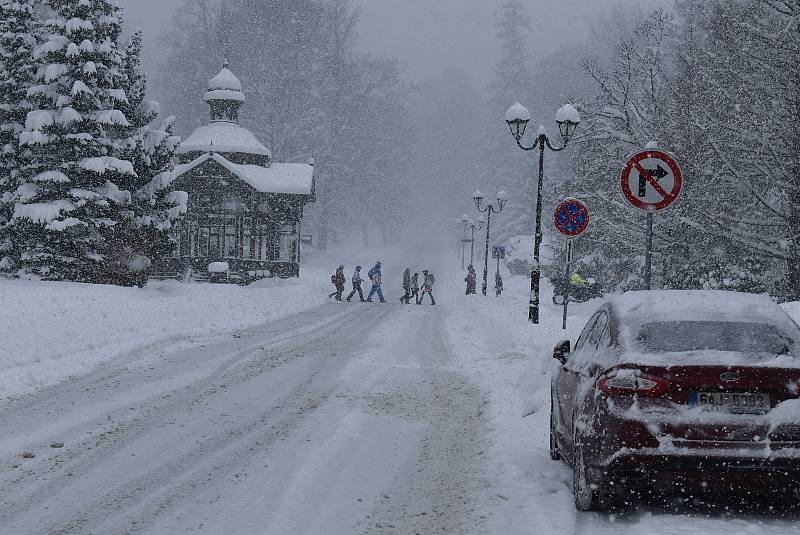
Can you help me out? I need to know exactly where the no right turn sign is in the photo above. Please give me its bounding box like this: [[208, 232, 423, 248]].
[[620, 150, 682, 212]]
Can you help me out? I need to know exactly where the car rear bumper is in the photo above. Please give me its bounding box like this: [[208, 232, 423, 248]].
[[594, 445, 800, 493]]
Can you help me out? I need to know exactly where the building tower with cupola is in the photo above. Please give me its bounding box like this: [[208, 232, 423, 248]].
[[153, 63, 315, 282]]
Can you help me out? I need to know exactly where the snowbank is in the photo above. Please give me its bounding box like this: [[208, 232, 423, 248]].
[[440, 273, 800, 531], [0, 275, 327, 398]]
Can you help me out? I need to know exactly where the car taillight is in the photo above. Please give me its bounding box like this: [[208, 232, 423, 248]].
[[596, 369, 671, 397]]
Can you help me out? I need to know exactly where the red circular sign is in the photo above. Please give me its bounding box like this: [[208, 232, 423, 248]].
[[553, 198, 590, 238], [620, 150, 682, 212]]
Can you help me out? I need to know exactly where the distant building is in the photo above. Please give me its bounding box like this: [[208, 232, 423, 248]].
[[155, 63, 314, 282]]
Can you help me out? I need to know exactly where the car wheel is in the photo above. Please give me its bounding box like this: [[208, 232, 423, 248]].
[[572, 432, 610, 511], [549, 397, 561, 461]]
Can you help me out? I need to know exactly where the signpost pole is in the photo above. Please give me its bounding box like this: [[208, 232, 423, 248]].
[[553, 197, 590, 331], [461, 227, 466, 270], [620, 147, 682, 291], [482, 210, 491, 296], [562, 240, 572, 330], [644, 212, 653, 290]]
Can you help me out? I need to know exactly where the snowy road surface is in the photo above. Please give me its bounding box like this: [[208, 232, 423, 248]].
[[1, 275, 799, 534], [0, 301, 489, 534]]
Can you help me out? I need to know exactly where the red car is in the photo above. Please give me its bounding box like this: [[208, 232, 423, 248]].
[[550, 290, 800, 511]]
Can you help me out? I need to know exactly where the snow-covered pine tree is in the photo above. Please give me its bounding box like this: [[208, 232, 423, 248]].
[[7, 0, 183, 283], [110, 30, 183, 280], [0, 0, 41, 272]]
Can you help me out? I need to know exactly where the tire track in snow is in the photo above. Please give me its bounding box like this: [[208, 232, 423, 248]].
[[359, 305, 492, 535], [0, 303, 389, 534]]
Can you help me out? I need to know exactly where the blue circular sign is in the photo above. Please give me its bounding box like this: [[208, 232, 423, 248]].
[[553, 198, 590, 238]]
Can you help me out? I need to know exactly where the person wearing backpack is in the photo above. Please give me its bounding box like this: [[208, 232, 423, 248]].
[[419, 269, 435, 305], [346, 265, 365, 302], [328, 265, 345, 301], [400, 268, 412, 304], [366, 261, 385, 303], [409, 272, 420, 304]]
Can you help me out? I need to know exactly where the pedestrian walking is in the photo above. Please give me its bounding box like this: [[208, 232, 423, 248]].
[[419, 269, 435, 305], [328, 264, 345, 301], [346, 265, 365, 302], [410, 272, 420, 304], [400, 268, 412, 303], [366, 261, 385, 303], [465, 265, 477, 295], [495, 271, 504, 297]]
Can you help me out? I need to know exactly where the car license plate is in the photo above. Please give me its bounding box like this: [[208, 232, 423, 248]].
[[689, 391, 771, 414]]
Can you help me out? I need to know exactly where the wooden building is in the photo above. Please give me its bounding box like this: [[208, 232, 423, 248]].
[[155, 63, 314, 282]]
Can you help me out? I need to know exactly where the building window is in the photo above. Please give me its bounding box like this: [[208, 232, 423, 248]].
[[225, 218, 236, 258], [209, 226, 221, 258], [279, 224, 296, 262], [243, 217, 253, 259]]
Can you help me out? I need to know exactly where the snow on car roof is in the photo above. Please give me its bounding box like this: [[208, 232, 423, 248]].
[[608, 290, 787, 326], [605, 290, 800, 367]]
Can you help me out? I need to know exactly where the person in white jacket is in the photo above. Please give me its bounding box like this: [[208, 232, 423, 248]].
[[419, 270, 435, 305], [346, 266, 365, 302]]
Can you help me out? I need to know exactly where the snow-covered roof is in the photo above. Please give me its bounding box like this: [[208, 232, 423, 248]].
[[176, 121, 271, 157], [209, 66, 242, 92], [166, 153, 314, 195], [203, 89, 245, 103], [204, 64, 246, 102]]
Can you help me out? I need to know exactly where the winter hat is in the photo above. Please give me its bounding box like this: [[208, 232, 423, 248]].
[[356, 265, 361, 270]]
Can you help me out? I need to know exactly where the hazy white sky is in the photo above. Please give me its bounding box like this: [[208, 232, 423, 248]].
[[120, 0, 656, 86]]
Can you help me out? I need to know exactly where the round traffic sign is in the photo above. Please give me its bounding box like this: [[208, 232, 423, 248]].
[[553, 198, 590, 238], [620, 150, 682, 212]]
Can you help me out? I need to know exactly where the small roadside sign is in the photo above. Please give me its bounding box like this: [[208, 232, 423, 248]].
[[553, 198, 590, 238], [492, 246, 506, 259], [620, 149, 682, 212]]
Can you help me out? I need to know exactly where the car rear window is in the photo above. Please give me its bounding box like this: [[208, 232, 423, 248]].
[[635, 321, 796, 356]]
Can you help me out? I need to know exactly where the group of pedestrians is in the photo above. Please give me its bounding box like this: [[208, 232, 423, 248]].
[[328, 261, 436, 305], [464, 264, 503, 297], [399, 268, 435, 305]]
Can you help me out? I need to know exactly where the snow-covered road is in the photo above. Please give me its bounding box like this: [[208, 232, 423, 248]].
[[0, 300, 491, 534], [2, 272, 799, 534]]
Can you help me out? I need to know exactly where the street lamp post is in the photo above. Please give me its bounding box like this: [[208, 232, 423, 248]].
[[459, 214, 470, 270], [506, 102, 581, 324], [469, 218, 483, 267], [474, 190, 507, 296]]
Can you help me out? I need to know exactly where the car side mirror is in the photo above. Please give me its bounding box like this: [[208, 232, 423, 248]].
[[553, 339, 571, 364]]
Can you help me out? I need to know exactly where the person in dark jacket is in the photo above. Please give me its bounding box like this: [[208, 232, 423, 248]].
[[346, 265, 365, 302], [328, 264, 345, 301], [465, 265, 477, 295], [400, 268, 412, 303], [495, 271, 504, 297], [410, 272, 420, 304], [419, 270, 435, 305], [366, 261, 385, 303]]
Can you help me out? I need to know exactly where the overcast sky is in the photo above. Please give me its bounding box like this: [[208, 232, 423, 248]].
[[120, 0, 657, 87]]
